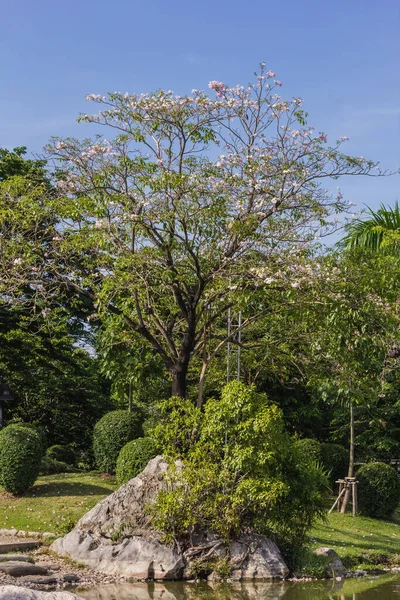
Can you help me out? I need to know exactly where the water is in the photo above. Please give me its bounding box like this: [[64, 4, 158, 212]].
[[77, 574, 400, 600]]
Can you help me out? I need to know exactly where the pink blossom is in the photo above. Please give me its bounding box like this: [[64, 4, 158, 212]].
[[318, 132, 328, 143], [85, 94, 105, 102], [340, 136, 349, 141], [208, 81, 227, 97], [267, 70, 275, 77], [274, 80, 282, 87]]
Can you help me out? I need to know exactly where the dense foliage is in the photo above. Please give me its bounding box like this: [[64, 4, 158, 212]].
[[0, 68, 384, 401], [116, 437, 159, 485], [320, 443, 348, 484], [0, 424, 43, 494], [151, 382, 328, 547], [93, 410, 142, 474], [46, 445, 76, 465], [295, 438, 321, 461], [357, 462, 400, 518]]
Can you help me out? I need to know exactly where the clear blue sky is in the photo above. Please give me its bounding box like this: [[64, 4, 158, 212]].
[[1, 0, 399, 213]]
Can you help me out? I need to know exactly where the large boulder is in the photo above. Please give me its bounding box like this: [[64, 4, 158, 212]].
[[314, 547, 345, 578], [0, 587, 83, 600], [51, 456, 288, 581], [230, 535, 289, 580]]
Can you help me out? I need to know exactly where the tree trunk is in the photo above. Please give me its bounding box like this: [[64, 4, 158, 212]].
[[171, 364, 189, 398], [341, 400, 355, 514]]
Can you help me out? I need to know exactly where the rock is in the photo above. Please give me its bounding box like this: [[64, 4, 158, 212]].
[[51, 457, 184, 580], [51, 456, 288, 581], [0, 555, 34, 563], [0, 562, 49, 577], [52, 530, 183, 580], [20, 576, 59, 584], [62, 574, 80, 582], [230, 534, 289, 581], [0, 586, 84, 599], [314, 547, 345, 578]]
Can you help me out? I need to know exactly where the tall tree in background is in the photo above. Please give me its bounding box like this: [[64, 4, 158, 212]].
[[0, 65, 386, 399], [0, 147, 112, 443]]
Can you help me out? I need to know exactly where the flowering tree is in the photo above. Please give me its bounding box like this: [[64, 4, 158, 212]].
[[0, 65, 385, 400]]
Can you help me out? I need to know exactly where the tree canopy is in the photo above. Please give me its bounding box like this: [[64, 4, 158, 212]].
[[0, 65, 386, 399]]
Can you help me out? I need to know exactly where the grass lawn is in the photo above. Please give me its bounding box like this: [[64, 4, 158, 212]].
[[0, 472, 118, 535], [311, 510, 400, 565], [1, 470, 400, 568]]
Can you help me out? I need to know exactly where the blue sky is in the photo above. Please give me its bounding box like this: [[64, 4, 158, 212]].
[[0, 0, 399, 213]]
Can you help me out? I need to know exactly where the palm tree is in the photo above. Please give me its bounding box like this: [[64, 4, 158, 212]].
[[341, 202, 400, 253]]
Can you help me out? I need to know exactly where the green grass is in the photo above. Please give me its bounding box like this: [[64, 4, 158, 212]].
[[2, 471, 400, 570], [311, 510, 400, 566], [0, 472, 118, 534]]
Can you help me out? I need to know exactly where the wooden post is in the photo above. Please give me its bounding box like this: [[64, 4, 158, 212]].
[[352, 481, 358, 516]]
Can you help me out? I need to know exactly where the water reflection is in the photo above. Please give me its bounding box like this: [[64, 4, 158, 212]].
[[78, 574, 400, 600]]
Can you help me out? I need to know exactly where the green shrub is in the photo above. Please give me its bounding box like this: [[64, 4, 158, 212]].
[[93, 410, 142, 474], [357, 462, 400, 518], [294, 438, 321, 462], [13, 423, 48, 450], [142, 414, 160, 438], [0, 424, 43, 494], [76, 448, 95, 472], [151, 382, 328, 547], [40, 456, 75, 475], [46, 444, 76, 465], [116, 437, 159, 485], [320, 443, 348, 484]]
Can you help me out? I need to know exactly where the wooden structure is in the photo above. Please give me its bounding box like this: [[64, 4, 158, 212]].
[[329, 477, 358, 516]]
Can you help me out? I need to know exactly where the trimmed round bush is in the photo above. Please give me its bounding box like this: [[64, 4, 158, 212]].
[[116, 437, 159, 485], [0, 424, 43, 494], [93, 410, 142, 474], [320, 443, 348, 485], [46, 444, 76, 465], [294, 438, 321, 462], [357, 462, 400, 518], [14, 423, 48, 450]]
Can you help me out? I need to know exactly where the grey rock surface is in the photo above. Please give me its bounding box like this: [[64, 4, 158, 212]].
[[230, 534, 289, 580], [314, 547, 345, 578], [51, 456, 288, 581], [0, 586, 84, 599], [0, 564, 48, 577], [19, 577, 59, 585], [0, 556, 34, 564]]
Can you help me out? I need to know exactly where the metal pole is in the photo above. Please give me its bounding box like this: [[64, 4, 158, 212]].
[[237, 311, 242, 381], [227, 308, 231, 383]]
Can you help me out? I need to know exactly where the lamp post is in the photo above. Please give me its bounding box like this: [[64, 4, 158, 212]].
[[0, 381, 14, 429]]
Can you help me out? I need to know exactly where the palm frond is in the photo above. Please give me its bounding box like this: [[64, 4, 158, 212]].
[[341, 201, 400, 253]]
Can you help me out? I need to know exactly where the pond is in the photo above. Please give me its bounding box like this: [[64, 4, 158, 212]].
[[77, 574, 400, 600]]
